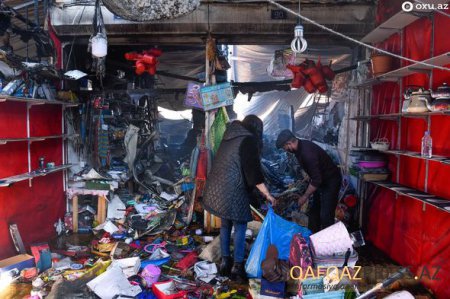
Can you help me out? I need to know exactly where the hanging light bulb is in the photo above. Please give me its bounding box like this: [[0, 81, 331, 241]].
[[291, 0, 307, 54], [291, 24, 308, 54]]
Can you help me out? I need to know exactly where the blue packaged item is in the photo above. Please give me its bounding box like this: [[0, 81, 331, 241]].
[[181, 182, 195, 192], [245, 205, 311, 278], [260, 278, 285, 298]]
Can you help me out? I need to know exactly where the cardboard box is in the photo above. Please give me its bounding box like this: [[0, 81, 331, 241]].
[[0, 254, 35, 274]]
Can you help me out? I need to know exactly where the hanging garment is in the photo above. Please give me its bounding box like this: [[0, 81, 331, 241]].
[[123, 124, 140, 171]]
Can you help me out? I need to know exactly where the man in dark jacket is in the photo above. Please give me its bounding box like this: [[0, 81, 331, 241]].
[[276, 129, 341, 233], [202, 115, 276, 282]]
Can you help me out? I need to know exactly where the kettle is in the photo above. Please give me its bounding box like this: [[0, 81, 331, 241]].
[[402, 85, 422, 112], [407, 88, 432, 113], [430, 83, 450, 111]]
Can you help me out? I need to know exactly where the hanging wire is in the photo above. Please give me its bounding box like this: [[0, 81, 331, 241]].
[[267, 0, 450, 72]]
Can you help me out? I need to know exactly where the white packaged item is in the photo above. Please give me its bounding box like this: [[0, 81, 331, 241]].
[[310, 222, 353, 256]]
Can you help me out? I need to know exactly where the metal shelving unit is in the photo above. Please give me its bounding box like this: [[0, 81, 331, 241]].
[[0, 164, 73, 187], [371, 181, 450, 213], [351, 8, 450, 226], [0, 95, 76, 188]]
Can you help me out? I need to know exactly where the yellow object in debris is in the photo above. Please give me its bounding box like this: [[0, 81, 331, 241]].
[[216, 290, 237, 299], [63, 259, 111, 281], [176, 236, 189, 246]]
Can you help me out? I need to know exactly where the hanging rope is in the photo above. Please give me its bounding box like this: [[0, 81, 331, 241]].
[[267, 0, 450, 72]]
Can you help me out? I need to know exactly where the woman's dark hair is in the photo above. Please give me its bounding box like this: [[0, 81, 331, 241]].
[[242, 115, 263, 150]]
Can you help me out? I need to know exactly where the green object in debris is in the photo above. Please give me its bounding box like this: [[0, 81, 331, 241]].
[[85, 181, 110, 190], [181, 167, 190, 177]]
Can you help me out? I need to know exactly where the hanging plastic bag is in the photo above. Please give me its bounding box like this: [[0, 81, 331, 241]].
[[209, 107, 229, 154], [245, 206, 311, 278]]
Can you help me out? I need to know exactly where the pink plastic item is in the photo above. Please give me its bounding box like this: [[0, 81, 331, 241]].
[[141, 264, 161, 287], [358, 161, 386, 168]]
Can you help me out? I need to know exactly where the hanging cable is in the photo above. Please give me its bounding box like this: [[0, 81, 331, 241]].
[[267, 0, 450, 72]]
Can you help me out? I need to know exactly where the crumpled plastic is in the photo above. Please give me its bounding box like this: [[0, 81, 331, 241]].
[[194, 261, 217, 283]]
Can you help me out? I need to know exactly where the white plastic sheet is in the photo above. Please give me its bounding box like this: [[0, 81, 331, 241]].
[[87, 265, 142, 299]]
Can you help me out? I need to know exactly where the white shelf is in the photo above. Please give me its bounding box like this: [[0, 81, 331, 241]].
[[0, 95, 79, 107], [371, 181, 450, 213], [0, 134, 78, 145], [351, 111, 450, 121], [361, 0, 443, 43], [380, 52, 450, 81], [380, 150, 450, 165], [353, 52, 450, 88], [0, 164, 73, 187]]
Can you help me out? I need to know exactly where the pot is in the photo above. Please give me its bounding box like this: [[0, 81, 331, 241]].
[[431, 82, 450, 99], [430, 98, 450, 111], [371, 54, 393, 76], [430, 83, 450, 111], [407, 88, 432, 113]]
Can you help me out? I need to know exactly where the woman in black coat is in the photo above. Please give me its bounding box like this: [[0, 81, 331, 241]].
[[202, 115, 276, 282]]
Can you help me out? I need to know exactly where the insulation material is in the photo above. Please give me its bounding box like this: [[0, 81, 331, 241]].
[[367, 11, 450, 299], [102, 0, 200, 22]]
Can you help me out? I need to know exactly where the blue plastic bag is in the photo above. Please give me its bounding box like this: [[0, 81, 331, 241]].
[[245, 206, 311, 278]]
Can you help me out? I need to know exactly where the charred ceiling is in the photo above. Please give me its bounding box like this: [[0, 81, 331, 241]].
[[50, 1, 376, 47]]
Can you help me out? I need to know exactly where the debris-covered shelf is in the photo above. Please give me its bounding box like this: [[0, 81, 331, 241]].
[[0, 164, 72, 187]]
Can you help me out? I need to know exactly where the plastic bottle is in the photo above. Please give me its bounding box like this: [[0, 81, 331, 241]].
[[421, 131, 432, 158]]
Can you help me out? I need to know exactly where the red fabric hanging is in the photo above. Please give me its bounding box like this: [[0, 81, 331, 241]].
[[367, 8, 450, 298]]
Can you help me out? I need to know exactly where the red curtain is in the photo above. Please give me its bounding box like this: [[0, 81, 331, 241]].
[[367, 9, 450, 298]]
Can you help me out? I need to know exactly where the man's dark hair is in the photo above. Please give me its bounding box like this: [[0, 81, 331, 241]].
[[276, 129, 296, 149]]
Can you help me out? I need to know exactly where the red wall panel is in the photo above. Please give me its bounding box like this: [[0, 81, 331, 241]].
[[0, 102, 64, 259], [0, 143, 28, 178], [0, 102, 27, 138], [368, 9, 450, 299]]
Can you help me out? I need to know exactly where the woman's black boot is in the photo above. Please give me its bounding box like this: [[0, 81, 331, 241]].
[[219, 256, 233, 277]]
